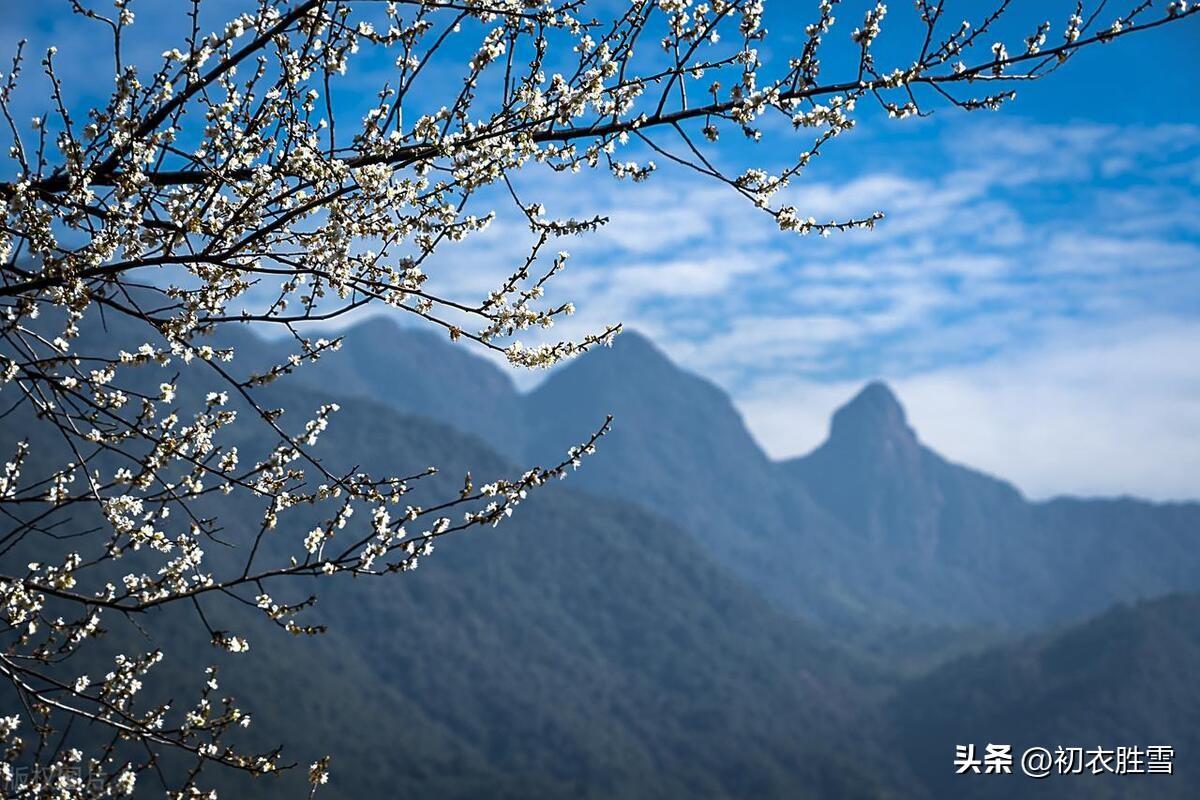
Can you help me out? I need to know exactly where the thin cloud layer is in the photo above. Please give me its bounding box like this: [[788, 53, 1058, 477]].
[[8, 3, 1190, 500], [428, 117, 1199, 500]]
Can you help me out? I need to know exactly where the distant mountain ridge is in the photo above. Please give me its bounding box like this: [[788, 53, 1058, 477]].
[[293, 319, 1200, 635], [8, 309, 1197, 798], [886, 591, 1200, 798], [0, 314, 898, 799]]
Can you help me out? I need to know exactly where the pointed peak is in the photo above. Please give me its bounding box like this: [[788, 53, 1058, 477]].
[[828, 381, 915, 446], [608, 328, 667, 358], [571, 328, 679, 375], [343, 314, 407, 339], [844, 380, 904, 417], [535, 328, 732, 411], [342, 316, 467, 353]]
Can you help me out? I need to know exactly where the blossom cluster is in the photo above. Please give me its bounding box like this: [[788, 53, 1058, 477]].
[[0, 0, 1192, 795]]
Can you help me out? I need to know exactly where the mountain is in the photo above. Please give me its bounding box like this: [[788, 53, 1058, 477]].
[[298, 316, 526, 456], [785, 380, 1027, 549], [780, 380, 1038, 625], [521, 332, 866, 627], [15, 310, 1199, 797], [887, 592, 1200, 798], [783, 382, 1200, 630], [780, 382, 1031, 626], [215, 386, 898, 798], [0, 319, 898, 798], [301, 319, 1200, 638]]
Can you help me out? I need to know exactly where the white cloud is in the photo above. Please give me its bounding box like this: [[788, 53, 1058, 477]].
[[1040, 234, 1200, 275], [736, 318, 1200, 502], [213, 105, 1200, 502], [898, 319, 1200, 501]]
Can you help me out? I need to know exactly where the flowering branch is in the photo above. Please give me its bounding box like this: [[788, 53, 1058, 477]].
[[0, 0, 1192, 795]]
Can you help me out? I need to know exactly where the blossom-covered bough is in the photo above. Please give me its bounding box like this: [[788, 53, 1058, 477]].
[[0, 0, 1193, 795]]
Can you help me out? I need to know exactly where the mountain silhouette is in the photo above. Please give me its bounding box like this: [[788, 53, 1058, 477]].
[[301, 316, 526, 456], [524, 329, 797, 537], [8, 312, 1198, 798], [887, 591, 1200, 798], [828, 380, 915, 445], [291, 319, 1200, 635]]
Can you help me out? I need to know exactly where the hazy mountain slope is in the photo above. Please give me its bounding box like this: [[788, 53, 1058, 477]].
[[782, 381, 1038, 626], [296, 316, 526, 456], [0, 336, 900, 798], [288, 318, 1200, 637], [243, 384, 898, 799], [521, 331, 868, 627], [1030, 497, 1200, 613], [70, 306, 525, 455], [783, 382, 1200, 629], [887, 592, 1200, 799]]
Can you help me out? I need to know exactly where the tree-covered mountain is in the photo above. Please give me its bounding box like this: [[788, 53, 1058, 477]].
[[886, 591, 1200, 799], [299, 317, 527, 457], [206, 387, 899, 799], [522, 332, 869, 629], [286, 320, 1200, 798], [8, 311, 1198, 798], [0, 314, 899, 799], [782, 381, 1200, 630], [306, 319, 1200, 638]]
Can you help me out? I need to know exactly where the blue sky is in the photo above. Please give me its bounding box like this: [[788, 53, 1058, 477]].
[[448, 112, 1200, 501], [4, 2, 1198, 500], [418, 5, 1200, 501]]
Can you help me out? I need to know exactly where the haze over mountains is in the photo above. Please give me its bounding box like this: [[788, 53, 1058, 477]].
[[293, 317, 1200, 797], [304, 321, 1200, 636], [4, 311, 1198, 798]]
